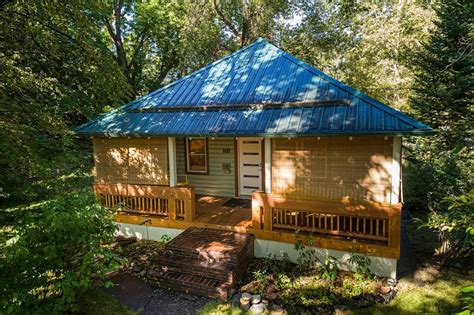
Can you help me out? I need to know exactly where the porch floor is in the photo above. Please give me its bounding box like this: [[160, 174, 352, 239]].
[[194, 195, 252, 229]]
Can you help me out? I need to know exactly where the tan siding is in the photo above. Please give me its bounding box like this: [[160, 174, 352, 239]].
[[177, 137, 236, 197], [272, 136, 393, 204], [93, 137, 169, 185]]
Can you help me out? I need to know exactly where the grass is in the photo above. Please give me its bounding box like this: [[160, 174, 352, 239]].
[[77, 288, 137, 315], [196, 301, 243, 315], [351, 271, 470, 314]]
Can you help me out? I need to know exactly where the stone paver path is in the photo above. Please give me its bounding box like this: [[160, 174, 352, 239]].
[[103, 272, 215, 314]]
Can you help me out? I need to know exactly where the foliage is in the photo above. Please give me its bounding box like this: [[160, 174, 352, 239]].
[[314, 256, 339, 282], [0, 1, 128, 204], [294, 234, 340, 282], [284, 1, 435, 111], [458, 285, 474, 315], [404, 0, 473, 267], [348, 253, 373, 280], [294, 234, 323, 272], [0, 192, 122, 314], [423, 190, 474, 266]]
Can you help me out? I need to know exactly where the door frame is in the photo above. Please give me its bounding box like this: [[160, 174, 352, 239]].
[[236, 137, 264, 197]]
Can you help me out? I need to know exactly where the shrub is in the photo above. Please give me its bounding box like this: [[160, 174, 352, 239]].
[[424, 190, 474, 266], [348, 253, 373, 280], [294, 234, 339, 282], [459, 285, 474, 315], [0, 191, 122, 314]]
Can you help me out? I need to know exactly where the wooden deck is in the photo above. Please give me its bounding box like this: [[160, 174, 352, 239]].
[[98, 183, 401, 259], [194, 196, 252, 229]]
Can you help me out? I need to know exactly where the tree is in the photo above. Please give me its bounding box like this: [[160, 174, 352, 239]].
[[212, 0, 290, 48], [284, 1, 435, 111], [0, 192, 122, 313], [404, 0, 473, 266], [410, 0, 473, 146], [0, 1, 128, 204]]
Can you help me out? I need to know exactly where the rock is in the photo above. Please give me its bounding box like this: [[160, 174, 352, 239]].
[[133, 264, 144, 273], [229, 288, 237, 300], [251, 294, 262, 304], [381, 293, 393, 304], [241, 292, 252, 301], [387, 278, 397, 286], [139, 270, 147, 277], [380, 285, 391, 294], [232, 293, 241, 308], [240, 299, 251, 311], [249, 302, 266, 314], [240, 298, 250, 306], [262, 299, 269, 306]]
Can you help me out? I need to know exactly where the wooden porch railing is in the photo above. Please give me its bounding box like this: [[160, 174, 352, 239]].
[[252, 191, 401, 253], [94, 183, 195, 222]]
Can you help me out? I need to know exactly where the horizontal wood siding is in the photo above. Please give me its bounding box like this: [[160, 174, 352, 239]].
[[272, 136, 393, 204], [176, 137, 235, 197], [93, 137, 169, 185]]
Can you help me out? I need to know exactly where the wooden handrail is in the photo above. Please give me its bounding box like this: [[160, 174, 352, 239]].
[[252, 191, 401, 257], [94, 183, 195, 222]]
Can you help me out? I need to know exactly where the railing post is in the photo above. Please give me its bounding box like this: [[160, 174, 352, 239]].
[[169, 196, 177, 220], [388, 204, 401, 257], [252, 191, 263, 229], [252, 191, 272, 231], [263, 194, 272, 231], [184, 187, 195, 222]]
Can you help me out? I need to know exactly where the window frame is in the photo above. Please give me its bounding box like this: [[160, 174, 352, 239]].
[[185, 137, 209, 175]]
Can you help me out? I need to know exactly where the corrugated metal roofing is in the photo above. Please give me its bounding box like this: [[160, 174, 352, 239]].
[[75, 38, 433, 137]]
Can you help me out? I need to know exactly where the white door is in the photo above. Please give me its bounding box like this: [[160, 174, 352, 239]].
[[238, 137, 262, 196]]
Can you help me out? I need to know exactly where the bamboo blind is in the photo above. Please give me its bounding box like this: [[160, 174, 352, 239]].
[[272, 136, 393, 204], [93, 137, 169, 185]]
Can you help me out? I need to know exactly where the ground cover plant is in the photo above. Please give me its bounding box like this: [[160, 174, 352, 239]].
[[230, 235, 390, 314]]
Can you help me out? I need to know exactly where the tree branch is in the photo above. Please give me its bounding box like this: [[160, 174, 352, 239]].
[[213, 0, 242, 43], [4, 9, 76, 42], [102, 0, 130, 82]]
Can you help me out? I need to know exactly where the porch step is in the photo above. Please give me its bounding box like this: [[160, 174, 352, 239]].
[[151, 227, 254, 300]]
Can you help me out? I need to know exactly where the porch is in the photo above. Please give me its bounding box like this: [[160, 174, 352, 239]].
[[95, 183, 401, 259]]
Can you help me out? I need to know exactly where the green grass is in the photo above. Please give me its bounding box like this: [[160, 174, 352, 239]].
[[77, 288, 137, 315], [196, 301, 243, 315], [351, 272, 471, 314]]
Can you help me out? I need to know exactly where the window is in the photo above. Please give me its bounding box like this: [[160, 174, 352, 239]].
[[186, 138, 208, 174]]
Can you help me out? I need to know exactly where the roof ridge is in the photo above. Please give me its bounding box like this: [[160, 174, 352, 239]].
[[263, 40, 426, 129]]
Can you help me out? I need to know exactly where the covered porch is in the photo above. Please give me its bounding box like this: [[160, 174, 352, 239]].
[[95, 183, 401, 259]]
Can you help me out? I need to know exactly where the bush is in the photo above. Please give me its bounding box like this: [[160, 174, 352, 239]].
[[424, 190, 474, 267], [0, 191, 122, 314]]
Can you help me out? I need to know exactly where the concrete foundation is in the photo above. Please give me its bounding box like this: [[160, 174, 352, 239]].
[[116, 223, 397, 279]]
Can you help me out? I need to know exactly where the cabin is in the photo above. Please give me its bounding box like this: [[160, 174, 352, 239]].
[[76, 38, 432, 291]]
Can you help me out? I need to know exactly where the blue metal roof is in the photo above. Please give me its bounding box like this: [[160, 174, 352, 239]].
[[76, 38, 433, 137]]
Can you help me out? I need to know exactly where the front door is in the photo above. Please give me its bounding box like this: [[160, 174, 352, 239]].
[[238, 137, 262, 196]]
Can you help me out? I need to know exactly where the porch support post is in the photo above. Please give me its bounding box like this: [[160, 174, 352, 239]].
[[168, 137, 177, 187], [390, 136, 402, 205], [264, 138, 272, 194]]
